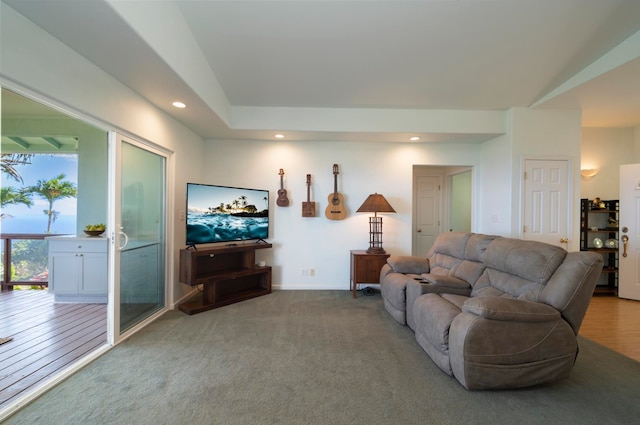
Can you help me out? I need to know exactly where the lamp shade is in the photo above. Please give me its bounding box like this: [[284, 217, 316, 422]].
[[356, 193, 396, 214]]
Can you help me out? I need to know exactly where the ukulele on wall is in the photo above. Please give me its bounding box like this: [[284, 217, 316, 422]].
[[325, 164, 346, 220], [277, 168, 290, 207]]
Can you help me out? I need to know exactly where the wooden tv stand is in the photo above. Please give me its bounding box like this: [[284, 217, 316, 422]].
[[178, 243, 272, 315]]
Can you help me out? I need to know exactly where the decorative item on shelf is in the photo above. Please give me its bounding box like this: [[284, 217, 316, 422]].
[[276, 168, 290, 207], [325, 164, 346, 220], [84, 223, 106, 237], [356, 193, 396, 254], [605, 238, 618, 249], [591, 197, 601, 209], [593, 237, 603, 249], [302, 174, 316, 217]]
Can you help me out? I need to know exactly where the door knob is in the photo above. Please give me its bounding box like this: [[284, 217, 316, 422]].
[[560, 238, 569, 243], [417, 229, 422, 233], [622, 235, 629, 258]]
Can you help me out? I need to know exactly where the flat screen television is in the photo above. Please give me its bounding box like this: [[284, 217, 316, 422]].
[[186, 183, 269, 246]]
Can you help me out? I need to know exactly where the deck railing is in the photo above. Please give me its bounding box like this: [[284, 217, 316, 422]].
[[0, 233, 67, 291]]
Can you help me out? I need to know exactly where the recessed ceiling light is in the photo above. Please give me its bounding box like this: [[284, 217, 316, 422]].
[[275, 134, 285, 139], [172, 101, 186, 108], [410, 136, 420, 141]]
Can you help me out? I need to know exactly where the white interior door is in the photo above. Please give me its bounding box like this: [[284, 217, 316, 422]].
[[414, 175, 442, 257], [522, 159, 570, 249], [618, 164, 640, 300]]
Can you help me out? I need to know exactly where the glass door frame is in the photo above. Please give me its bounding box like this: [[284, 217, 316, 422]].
[[107, 131, 174, 345]]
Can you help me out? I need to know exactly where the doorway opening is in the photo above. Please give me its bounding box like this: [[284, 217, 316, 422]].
[[412, 165, 473, 257]]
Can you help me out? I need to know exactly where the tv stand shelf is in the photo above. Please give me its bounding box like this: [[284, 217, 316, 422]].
[[178, 243, 272, 315]]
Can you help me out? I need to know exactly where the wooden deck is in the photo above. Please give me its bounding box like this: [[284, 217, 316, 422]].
[[0, 290, 107, 408]]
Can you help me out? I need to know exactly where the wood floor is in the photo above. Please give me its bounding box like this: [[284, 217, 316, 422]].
[[0, 290, 107, 409], [580, 295, 640, 362]]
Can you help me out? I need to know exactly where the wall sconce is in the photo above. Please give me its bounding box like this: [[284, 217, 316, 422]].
[[580, 168, 600, 180], [356, 193, 396, 254]]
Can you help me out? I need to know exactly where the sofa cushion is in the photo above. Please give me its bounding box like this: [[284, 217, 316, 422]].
[[426, 232, 471, 276], [380, 271, 414, 325], [427, 232, 471, 259], [464, 234, 498, 262], [413, 293, 464, 375], [483, 238, 566, 283], [471, 238, 567, 298], [421, 274, 470, 290], [462, 297, 561, 322], [386, 256, 430, 274]]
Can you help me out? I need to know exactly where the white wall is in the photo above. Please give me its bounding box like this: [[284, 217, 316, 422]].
[[203, 139, 483, 289], [581, 127, 638, 200], [1, 3, 205, 305]]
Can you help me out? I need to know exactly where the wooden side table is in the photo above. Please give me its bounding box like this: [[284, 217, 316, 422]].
[[350, 250, 390, 298]]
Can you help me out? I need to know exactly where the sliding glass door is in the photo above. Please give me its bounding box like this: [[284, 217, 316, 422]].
[[112, 134, 167, 338]]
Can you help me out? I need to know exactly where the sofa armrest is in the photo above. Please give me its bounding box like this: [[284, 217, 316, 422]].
[[462, 297, 560, 322], [386, 256, 430, 274], [421, 273, 470, 290]]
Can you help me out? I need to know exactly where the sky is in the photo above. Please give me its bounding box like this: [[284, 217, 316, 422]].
[[187, 183, 269, 213], [1, 154, 78, 233]]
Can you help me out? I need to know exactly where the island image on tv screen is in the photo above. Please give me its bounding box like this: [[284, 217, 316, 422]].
[[186, 183, 269, 245]]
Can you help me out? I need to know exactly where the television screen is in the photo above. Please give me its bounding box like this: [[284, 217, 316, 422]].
[[186, 183, 269, 246]]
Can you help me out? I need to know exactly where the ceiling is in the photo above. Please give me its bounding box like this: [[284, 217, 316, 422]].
[[1, 89, 80, 153], [3, 0, 640, 144]]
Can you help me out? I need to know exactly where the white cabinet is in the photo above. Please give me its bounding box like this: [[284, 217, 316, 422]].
[[47, 236, 108, 303]]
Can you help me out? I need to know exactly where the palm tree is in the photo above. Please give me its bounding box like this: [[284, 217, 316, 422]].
[[1, 153, 34, 183], [239, 195, 247, 208], [0, 187, 33, 220], [27, 173, 77, 232]]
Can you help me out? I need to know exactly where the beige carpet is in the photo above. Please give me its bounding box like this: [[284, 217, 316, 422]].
[[4, 290, 640, 425]]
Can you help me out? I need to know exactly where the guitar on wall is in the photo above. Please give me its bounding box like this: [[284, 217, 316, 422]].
[[302, 174, 316, 217], [277, 168, 290, 207], [325, 164, 346, 220]]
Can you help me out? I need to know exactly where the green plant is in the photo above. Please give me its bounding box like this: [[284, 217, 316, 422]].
[[85, 223, 106, 232]]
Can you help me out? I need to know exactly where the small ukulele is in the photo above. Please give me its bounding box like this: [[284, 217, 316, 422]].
[[277, 168, 290, 207], [302, 174, 316, 217], [325, 164, 346, 220]]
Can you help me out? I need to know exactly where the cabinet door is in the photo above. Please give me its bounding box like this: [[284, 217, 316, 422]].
[[50, 253, 80, 294], [81, 252, 108, 294], [354, 255, 387, 283]]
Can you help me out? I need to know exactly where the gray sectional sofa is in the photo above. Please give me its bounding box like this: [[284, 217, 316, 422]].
[[380, 232, 603, 390]]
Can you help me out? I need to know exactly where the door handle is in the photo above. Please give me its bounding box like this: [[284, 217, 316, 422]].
[[119, 227, 129, 251], [622, 235, 629, 258], [417, 229, 422, 233], [560, 238, 568, 244]]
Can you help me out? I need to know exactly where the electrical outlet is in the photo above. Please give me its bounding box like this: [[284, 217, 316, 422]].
[[302, 269, 309, 277], [309, 268, 315, 277], [179, 210, 186, 221]]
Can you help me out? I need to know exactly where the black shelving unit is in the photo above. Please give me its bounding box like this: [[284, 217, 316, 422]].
[[580, 198, 619, 296]]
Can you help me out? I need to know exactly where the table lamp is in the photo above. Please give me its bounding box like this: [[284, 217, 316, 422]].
[[356, 193, 396, 254]]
